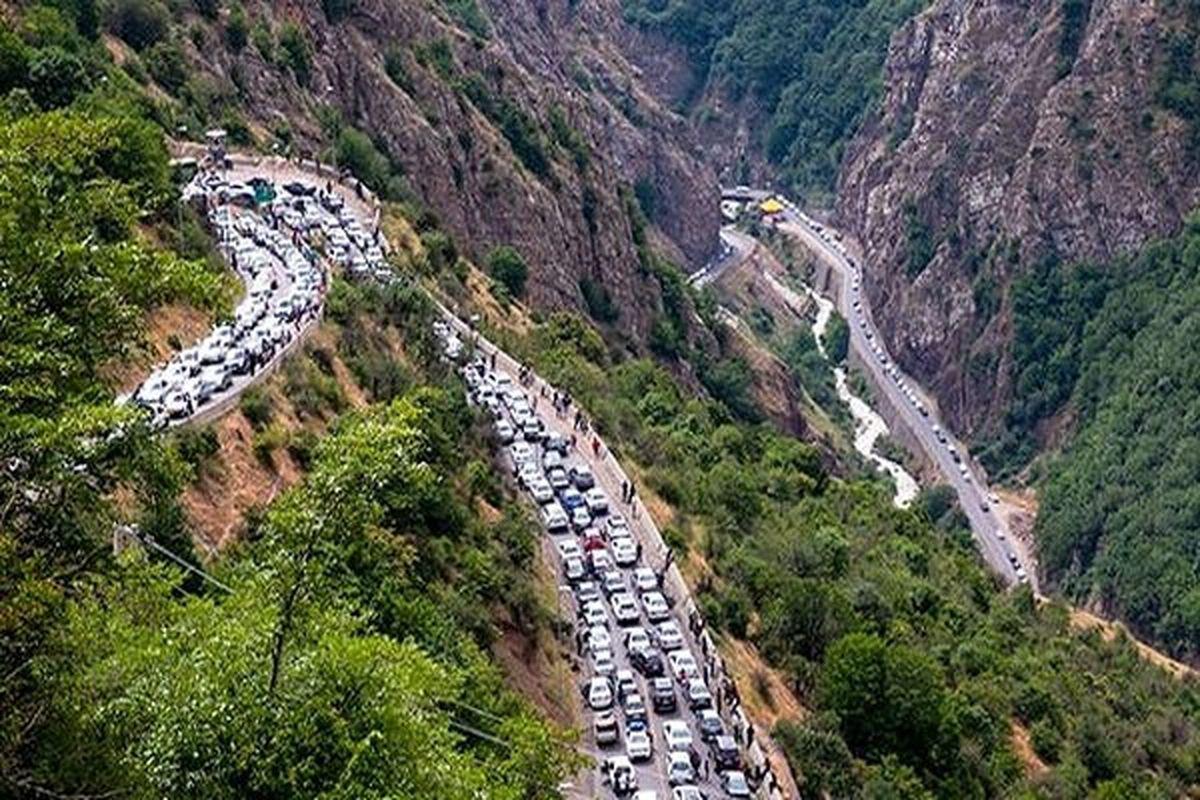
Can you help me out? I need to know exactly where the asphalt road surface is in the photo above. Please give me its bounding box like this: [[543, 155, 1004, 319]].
[[723, 196, 1034, 589]]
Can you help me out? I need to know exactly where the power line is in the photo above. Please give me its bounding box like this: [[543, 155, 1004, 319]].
[[118, 525, 234, 594]]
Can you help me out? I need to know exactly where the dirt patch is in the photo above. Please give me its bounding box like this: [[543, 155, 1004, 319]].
[[720, 637, 807, 731], [1010, 719, 1049, 778], [182, 411, 300, 553], [491, 551, 583, 730], [105, 303, 213, 394], [1066, 606, 1196, 680]]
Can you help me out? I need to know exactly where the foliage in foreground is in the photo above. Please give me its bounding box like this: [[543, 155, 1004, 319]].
[[0, 20, 577, 792]]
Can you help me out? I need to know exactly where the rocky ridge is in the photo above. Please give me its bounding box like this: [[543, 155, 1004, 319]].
[[180, 0, 721, 344], [837, 0, 1200, 437]]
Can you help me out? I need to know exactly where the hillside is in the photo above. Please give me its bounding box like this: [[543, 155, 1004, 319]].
[[619, 0, 928, 203], [837, 0, 1200, 446], [465, 291, 1200, 799], [118, 0, 721, 345]]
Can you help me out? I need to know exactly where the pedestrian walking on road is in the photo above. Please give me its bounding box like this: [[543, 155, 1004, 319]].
[[591, 437, 600, 457]]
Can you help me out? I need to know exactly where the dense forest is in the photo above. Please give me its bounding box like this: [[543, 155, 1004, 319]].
[[995, 214, 1200, 660], [0, 3, 578, 795], [478, 308, 1200, 799], [622, 0, 928, 199]]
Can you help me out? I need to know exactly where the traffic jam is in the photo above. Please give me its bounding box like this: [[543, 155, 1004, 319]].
[[120, 172, 389, 428], [434, 324, 756, 800]]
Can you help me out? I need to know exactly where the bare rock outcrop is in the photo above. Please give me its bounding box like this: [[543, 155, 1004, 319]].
[[838, 0, 1200, 436]]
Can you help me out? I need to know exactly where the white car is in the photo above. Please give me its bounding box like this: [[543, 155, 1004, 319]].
[[584, 487, 609, 515], [586, 677, 613, 710], [626, 729, 653, 762], [581, 600, 609, 628], [564, 556, 585, 582], [509, 441, 535, 470], [605, 516, 630, 538], [612, 593, 641, 626], [527, 478, 554, 504], [592, 648, 616, 676], [641, 591, 670, 623], [611, 536, 638, 566], [546, 466, 570, 490], [541, 504, 569, 533], [656, 621, 684, 651], [633, 567, 658, 593], [518, 461, 541, 488], [668, 649, 699, 680], [662, 720, 693, 752], [162, 391, 194, 419], [721, 770, 752, 798], [558, 538, 583, 560], [493, 419, 514, 443], [614, 669, 637, 699], [570, 505, 592, 531], [624, 627, 651, 653], [672, 788, 704, 800], [667, 751, 696, 786], [588, 625, 612, 653]]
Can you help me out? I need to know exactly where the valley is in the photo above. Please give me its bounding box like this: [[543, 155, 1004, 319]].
[[8, 0, 1200, 798]]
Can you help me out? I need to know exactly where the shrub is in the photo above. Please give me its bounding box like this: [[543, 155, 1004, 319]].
[[286, 429, 319, 470], [192, 0, 219, 21], [174, 425, 220, 472], [250, 20, 273, 62], [579, 277, 617, 323], [109, 0, 169, 50], [487, 245, 528, 297], [278, 23, 312, 86], [224, 4, 247, 51], [144, 40, 188, 94], [239, 386, 272, 430], [27, 46, 86, 108], [383, 47, 412, 92], [252, 423, 288, 465], [321, 0, 354, 23]]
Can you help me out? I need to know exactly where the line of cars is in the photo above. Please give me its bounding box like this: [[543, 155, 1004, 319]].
[[441, 339, 754, 800], [795, 206, 1028, 584], [124, 179, 326, 427]]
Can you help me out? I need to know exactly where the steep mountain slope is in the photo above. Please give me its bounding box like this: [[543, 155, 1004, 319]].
[[837, 0, 1200, 444], [164, 0, 719, 341]]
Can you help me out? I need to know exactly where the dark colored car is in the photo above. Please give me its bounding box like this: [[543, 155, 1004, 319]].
[[711, 734, 741, 772], [651, 677, 677, 714], [630, 648, 664, 678]]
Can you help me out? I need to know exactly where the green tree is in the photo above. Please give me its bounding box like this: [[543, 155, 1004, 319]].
[[488, 245, 529, 297], [108, 0, 169, 50], [278, 23, 312, 85], [820, 633, 949, 768]]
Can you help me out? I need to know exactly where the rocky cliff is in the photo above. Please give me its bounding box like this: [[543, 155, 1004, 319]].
[[838, 0, 1200, 438], [176, 0, 720, 342]]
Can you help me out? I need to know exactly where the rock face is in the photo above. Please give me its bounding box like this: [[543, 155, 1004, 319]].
[[837, 0, 1200, 436], [184, 0, 720, 343]]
